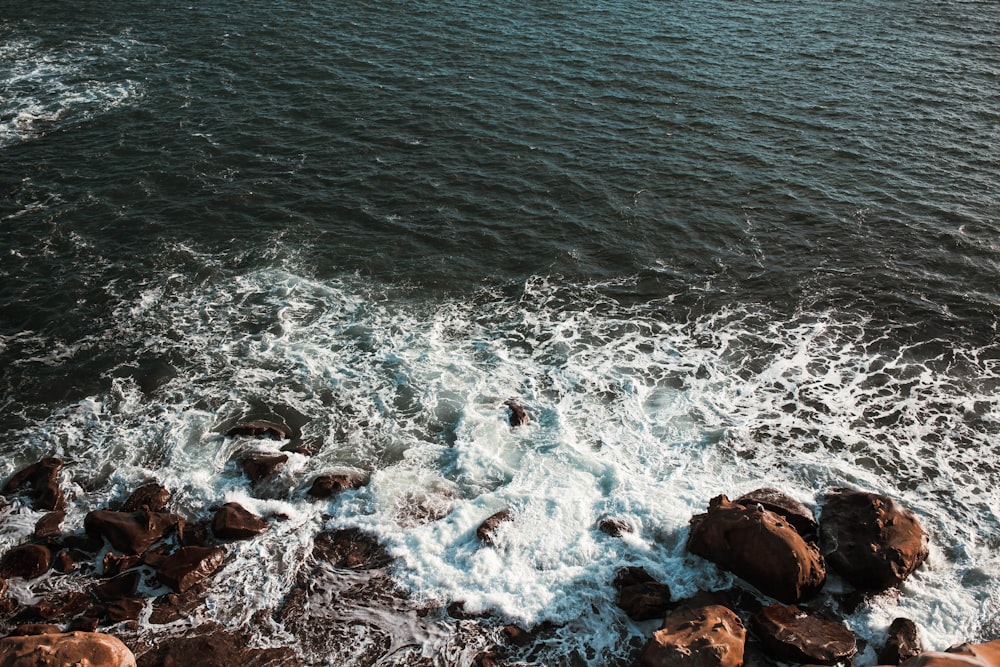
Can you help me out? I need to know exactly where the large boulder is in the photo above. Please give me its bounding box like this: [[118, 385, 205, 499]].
[[211, 502, 268, 540], [84, 510, 181, 555], [752, 604, 857, 665], [1, 458, 65, 511], [687, 495, 826, 603], [0, 630, 136, 666], [156, 546, 225, 593], [638, 603, 746, 667], [900, 639, 1000, 667], [820, 488, 928, 590]]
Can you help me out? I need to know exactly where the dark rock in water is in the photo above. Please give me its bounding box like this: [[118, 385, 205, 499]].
[[503, 399, 529, 427], [638, 603, 746, 667], [752, 604, 857, 665], [67, 616, 101, 633], [34, 510, 66, 541], [477, 509, 514, 546], [11, 623, 62, 635], [736, 488, 817, 539], [52, 549, 76, 573], [92, 571, 142, 602], [880, 617, 923, 665], [0, 631, 137, 667], [211, 502, 268, 540], [119, 482, 171, 513], [135, 624, 301, 667], [1, 457, 66, 512], [598, 516, 633, 537], [105, 597, 145, 624], [149, 582, 208, 625], [687, 495, 826, 604], [84, 509, 181, 556], [61, 533, 105, 554], [156, 546, 225, 593], [176, 519, 210, 547], [102, 552, 142, 578], [225, 420, 292, 440], [614, 567, 671, 621], [820, 488, 929, 591], [239, 452, 289, 484], [20, 590, 93, 623], [0, 543, 52, 580], [307, 472, 366, 498], [313, 528, 392, 569]]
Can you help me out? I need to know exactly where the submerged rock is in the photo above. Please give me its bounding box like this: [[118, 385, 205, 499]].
[[156, 546, 225, 593], [820, 488, 928, 590], [225, 420, 292, 440], [687, 495, 826, 603], [638, 603, 746, 667], [503, 399, 529, 427], [477, 509, 514, 547], [0, 631, 136, 667], [752, 604, 857, 665], [1, 457, 65, 512], [313, 528, 392, 569], [239, 452, 288, 484]]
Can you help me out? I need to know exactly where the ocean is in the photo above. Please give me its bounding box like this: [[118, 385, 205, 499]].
[[1, 0, 999, 664]]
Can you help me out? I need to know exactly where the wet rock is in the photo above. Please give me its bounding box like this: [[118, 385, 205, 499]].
[[92, 571, 142, 602], [899, 640, 1000, 667], [614, 567, 672, 621], [638, 603, 746, 667], [52, 549, 76, 574], [225, 420, 292, 440], [503, 399, 529, 427], [211, 502, 268, 540], [687, 495, 826, 603], [0, 544, 52, 580], [84, 509, 182, 555], [0, 577, 6, 597], [19, 591, 93, 624], [102, 552, 142, 578], [752, 604, 857, 665], [820, 488, 929, 590], [11, 623, 62, 635], [105, 598, 145, 624], [306, 473, 366, 499], [34, 510, 65, 541], [1, 457, 65, 511], [176, 519, 210, 547], [119, 482, 171, 513], [61, 533, 105, 553], [599, 516, 633, 537], [313, 528, 391, 569], [149, 583, 208, 625], [880, 618, 923, 665], [0, 631, 136, 666], [239, 452, 288, 484], [736, 488, 817, 539], [477, 509, 514, 546], [68, 616, 101, 633], [135, 624, 300, 667], [156, 546, 225, 593]]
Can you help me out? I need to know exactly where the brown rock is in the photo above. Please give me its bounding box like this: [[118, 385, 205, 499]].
[[599, 516, 632, 537], [119, 482, 171, 513], [212, 502, 268, 540], [84, 510, 181, 555], [239, 452, 288, 484], [0, 631, 136, 666], [20, 591, 93, 623], [135, 625, 300, 667], [900, 640, 1000, 667], [617, 580, 672, 621], [34, 511, 65, 541], [67, 616, 101, 632], [105, 598, 145, 624], [306, 473, 366, 499], [503, 400, 529, 427], [880, 618, 923, 665], [1, 457, 65, 511], [687, 495, 826, 603], [92, 571, 141, 602], [752, 604, 857, 665], [313, 528, 391, 569], [820, 488, 929, 590], [638, 604, 746, 667], [156, 546, 225, 593], [149, 583, 207, 625], [176, 519, 210, 547], [736, 488, 817, 539], [0, 544, 52, 580], [102, 552, 142, 578], [477, 509, 514, 546], [10, 623, 62, 636]]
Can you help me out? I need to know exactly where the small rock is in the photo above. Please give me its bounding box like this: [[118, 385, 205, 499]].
[[34, 510, 66, 541], [312, 528, 391, 569], [617, 577, 672, 621], [225, 420, 292, 440], [1, 457, 65, 511], [92, 571, 142, 602], [102, 552, 142, 578], [134, 624, 300, 666], [880, 618, 923, 665], [0, 631, 136, 667], [752, 604, 857, 665], [105, 598, 146, 624], [211, 502, 268, 540], [0, 544, 52, 580], [119, 482, 171, 513], [638, 604, 746, 667], [477, 509, 514, 546], [84, 509, 182, 555], [599, 516, 633, 537], [11, 623, 62, 635], [52, 549, 76, 574], [156, 546, 225, 593], [239, 452, 288, 484], [307, 473, 366, 499], [503, 400, 529, 427]]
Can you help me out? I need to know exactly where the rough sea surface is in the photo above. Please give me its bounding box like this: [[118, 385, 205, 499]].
[[2, 1, 999, 665]]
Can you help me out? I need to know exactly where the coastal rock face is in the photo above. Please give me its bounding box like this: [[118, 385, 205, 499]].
[[1, 458, 65, 512], [880, 617, 924, 665], [156, 546, 225, 593], [211, 502, 268, 540], [900, 639, 1000, 667], [752, 604, 857, 665], [736, 488, 817, 539], [638, 604, 746, 667], [687, 495, 826, 603], [0, 631, 137, 667], [614, 567, 672, 621], [0, 544, 52, 580], [819, 488, 928, 590], [84, 509, 181, 555]]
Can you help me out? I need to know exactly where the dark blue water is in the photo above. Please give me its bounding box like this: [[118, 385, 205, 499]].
[[2, 1, 1000, 664]]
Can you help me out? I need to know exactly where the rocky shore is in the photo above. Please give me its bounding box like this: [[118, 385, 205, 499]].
[[0, 414, 995, 666]]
